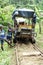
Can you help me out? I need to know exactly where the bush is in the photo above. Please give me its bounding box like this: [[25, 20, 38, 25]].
[[0, 5, 15, 25], [0, 22, 8, 26]]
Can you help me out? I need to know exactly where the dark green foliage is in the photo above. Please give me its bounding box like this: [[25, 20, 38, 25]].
[[0, 22, 8, 26], [0, 5, 15, 26], [0, 0, 9, 8]]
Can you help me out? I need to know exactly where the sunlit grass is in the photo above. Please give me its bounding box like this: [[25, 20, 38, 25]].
[[0, 42, 15, 65], [35, 23, 43, 49]]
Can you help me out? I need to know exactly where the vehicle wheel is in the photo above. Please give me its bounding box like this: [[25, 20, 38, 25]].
[[13, 38, 17, 44], [31, 39, 36, 44]]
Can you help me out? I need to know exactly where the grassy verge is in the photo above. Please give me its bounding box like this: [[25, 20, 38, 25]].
[[35, 23, 43, 49], [0, 43, 15, 65]]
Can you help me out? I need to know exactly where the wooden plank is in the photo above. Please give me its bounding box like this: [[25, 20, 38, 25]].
[[23, 51, 41, 56]]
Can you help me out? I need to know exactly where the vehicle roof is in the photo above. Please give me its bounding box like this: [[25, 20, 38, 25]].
[[12, 8, 35, 19], [16, 8, 34, 12]]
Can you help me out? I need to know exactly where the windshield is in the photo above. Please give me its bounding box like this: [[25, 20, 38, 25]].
[[16, 17, 32, 25]]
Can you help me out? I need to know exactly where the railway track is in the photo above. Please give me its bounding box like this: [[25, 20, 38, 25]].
[[32, 44, 43, 56], [15, 42, 43, 65]]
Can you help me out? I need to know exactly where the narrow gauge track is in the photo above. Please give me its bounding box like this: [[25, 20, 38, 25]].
[[32, 44, 43, 56], [15, 43, 43, 65]]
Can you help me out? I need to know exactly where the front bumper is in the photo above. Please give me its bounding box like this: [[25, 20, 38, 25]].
[[16, 32, 37, 38]]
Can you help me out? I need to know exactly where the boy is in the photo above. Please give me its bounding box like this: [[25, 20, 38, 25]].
[[7, 23, 12, 47], [0, 24, 5, 50]]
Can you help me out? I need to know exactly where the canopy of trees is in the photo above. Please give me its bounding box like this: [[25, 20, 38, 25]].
[[0, 0, 43, 26]]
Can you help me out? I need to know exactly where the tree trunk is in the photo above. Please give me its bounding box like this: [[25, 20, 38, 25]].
[[39, 22, 41, 34]]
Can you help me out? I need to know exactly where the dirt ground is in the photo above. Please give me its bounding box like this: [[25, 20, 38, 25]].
[[10, 43, 43, 65]]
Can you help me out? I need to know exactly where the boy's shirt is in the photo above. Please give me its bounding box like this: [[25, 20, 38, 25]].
[[0, 30, 5, 39], [7, 28, 12, 37]]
